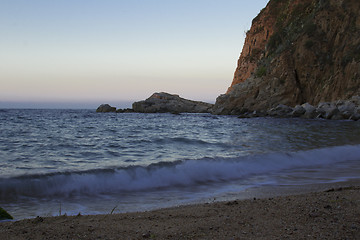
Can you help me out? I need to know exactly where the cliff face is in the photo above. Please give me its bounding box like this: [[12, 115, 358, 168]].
[[213, 0, 360, 115]]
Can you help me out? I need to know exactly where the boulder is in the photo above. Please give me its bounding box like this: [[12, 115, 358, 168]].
[[132, 92, 214, 113], [336, 100, 355, 112], [316, 102, 339, 119], [336, 100, 356, 119], [96, 104, 116, 113], [267, 104, 293, 117], [331, 113, 345, 120], [350, 107, 360, 121], [350, 113, 360, 121], [116, 108, 134, 113], [350, 96, 360, 106], [238, 110, 267, 118], [326, 107, 340, 120], [301, 103, 317, 119], [291, 105, 306, 117]]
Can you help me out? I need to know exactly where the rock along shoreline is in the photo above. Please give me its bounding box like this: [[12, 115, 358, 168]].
[[239, 96, 360, 121], [97, 93, 360, 121]]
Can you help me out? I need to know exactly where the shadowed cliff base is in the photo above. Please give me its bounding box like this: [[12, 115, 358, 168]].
[[224, 95, 360, 121], [213, 0, 360, 115]]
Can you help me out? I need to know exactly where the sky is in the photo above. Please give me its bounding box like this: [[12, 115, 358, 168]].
[[0, 0, 269, 109]]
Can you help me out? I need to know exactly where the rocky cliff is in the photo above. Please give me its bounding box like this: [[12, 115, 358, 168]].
[[213, 0, 360, 115]]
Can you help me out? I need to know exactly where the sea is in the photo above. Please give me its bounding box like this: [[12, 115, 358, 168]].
[[1, 109, 360, 220]]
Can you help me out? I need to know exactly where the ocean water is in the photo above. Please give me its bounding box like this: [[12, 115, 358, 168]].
[[0, 109, 360, 219]]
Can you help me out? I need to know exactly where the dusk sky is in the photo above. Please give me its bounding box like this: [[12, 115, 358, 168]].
[[1, 0, 269, 109]]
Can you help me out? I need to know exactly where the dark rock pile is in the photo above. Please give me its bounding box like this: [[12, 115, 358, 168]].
[[96, 92, 213, 114], [96, 104, 133, 113], [239, 96, 360, 121], [96, 104, 116, 113], [132, 92, 214, 114]]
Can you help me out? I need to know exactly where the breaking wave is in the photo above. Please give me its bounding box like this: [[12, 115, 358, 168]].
[[1, 145, 360, 201]]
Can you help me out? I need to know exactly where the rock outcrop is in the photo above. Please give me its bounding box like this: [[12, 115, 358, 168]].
[[213, 0, 360, 115], [116, 108, 134, 113], [96, 104, 116, 113], [238, 96, 360, 120], [132, 92, 214, 113]]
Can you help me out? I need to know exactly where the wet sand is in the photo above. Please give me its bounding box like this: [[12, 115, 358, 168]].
[[1, 184, 359, 239]]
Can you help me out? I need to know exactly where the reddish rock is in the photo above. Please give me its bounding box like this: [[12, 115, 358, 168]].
[[214, 0, 360, 115]]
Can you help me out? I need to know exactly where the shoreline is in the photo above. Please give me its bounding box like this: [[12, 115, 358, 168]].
[[1, 181, 359, 239]]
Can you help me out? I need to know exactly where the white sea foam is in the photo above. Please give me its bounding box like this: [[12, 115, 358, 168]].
[[1, 144, 359, 201]]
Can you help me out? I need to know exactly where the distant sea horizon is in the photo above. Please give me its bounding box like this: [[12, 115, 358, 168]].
[[0, 100, 135, 110], [0, 98, 216, 110]]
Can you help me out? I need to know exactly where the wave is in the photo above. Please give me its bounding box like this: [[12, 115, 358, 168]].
[[154, 137, 213, 145], [1, 145, 359, 201]]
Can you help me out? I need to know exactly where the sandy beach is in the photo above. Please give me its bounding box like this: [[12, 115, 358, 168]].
[[1, 184, 359, 240]]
